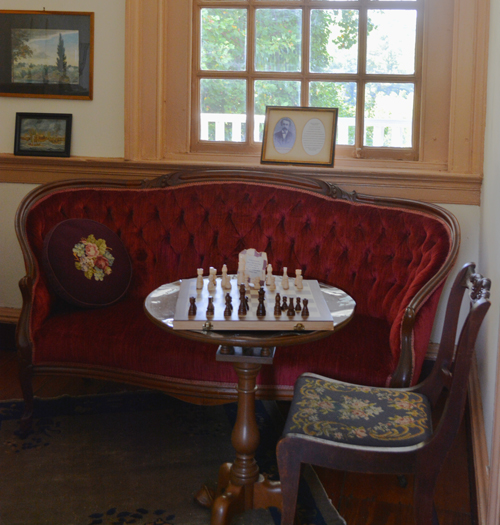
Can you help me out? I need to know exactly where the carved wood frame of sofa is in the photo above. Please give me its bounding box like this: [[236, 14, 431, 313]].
[[15, 169, 460, 427]]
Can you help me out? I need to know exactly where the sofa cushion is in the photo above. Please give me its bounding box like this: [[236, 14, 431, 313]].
[[32, 299, 395, 390], [42, 219, 132, 308]]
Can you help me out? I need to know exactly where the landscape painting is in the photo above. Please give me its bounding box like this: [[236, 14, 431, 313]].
[[14, 113, 72, 157], [11, 29, 79, 85], [0, 11, 93, 99]]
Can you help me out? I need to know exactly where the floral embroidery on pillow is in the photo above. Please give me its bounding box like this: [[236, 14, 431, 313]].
[[73, 234, 115, 281]]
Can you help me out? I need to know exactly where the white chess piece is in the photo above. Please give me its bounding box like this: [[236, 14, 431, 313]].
[[237, 255, 246, 286], [295, 269, 303, 290], [282, 267, 289, 290], [196, 268, 204, 290], [221, 264, 231, 289], [208, 266, 217, 291], [269, 274, 276, 291], [266, 264, 273, 286]]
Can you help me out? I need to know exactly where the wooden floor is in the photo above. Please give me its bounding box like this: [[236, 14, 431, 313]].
[[0, 324, 477, 524]]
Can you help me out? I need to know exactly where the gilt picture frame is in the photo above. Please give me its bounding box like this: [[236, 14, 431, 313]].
[[0, 10, 94, 99], [14, 112, 72, 157], [261, 106, 338, 167]]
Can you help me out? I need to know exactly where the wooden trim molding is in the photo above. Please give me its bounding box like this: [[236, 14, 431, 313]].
[[0, 307, 20, 324], [486, 323, 500, 525], [470, 356, 490, 525], [0, 154, 482, 205], [121, 0, 489, 189]]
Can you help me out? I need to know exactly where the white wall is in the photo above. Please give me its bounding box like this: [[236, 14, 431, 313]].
[[0, 0, 126, 307], [0, 184, 37, 307], [479, 0, 500, 457], [0, 0, 125, 158]]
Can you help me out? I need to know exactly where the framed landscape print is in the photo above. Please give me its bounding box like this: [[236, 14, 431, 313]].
[[0, 11, 94, 99], [261, 106, 338, 167], [14, 113, 72, 157]]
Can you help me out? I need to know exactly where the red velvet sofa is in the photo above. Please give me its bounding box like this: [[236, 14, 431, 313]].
[[15, 169, 459, 423]]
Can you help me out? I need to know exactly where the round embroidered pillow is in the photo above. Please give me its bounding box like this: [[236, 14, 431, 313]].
[[42, 219, 133, 308]]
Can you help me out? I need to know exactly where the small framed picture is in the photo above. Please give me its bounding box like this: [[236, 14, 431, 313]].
[[14, 112, 72, 157], [0, 10, 94, 99], [261, 106, 338, 167]]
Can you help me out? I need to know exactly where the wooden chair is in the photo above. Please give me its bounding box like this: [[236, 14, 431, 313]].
[[277, 262, 490, 525]]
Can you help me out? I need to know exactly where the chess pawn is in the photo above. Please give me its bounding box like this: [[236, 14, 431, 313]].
[[287, 297, 295, 317], [206, 296, 215, 316], [281, 296, 288, 312], [196, 268, 204, 290], [295, 297, 302, 312], [266, 264, 273, 286], [295, 269, 303, 290], [208, 266, 217, 292], [302, 298, 310, 318], [188, 296, 197, 316], [282, 267, 289, 290]]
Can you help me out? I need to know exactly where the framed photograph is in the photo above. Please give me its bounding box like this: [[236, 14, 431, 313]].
[[261, 106, 338, 167], [14, 112, 72, 157], [0, 10, 93, 99]]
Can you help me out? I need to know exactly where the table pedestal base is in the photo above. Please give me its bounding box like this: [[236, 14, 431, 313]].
[[195, 346, 282, 525], [196, 464, 282, 525]]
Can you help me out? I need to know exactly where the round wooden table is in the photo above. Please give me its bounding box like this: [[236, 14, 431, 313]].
[[144, 279, 355, 525]]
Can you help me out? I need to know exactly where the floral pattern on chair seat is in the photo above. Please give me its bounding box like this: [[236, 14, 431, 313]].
[[284, 373, 432, 447]]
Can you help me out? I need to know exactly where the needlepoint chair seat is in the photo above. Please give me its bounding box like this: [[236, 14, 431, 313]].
[[283, 374, 432, 448], [277, 262, 491, 525]]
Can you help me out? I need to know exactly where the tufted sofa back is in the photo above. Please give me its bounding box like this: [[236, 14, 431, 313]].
[[21, 175, 456, 369]]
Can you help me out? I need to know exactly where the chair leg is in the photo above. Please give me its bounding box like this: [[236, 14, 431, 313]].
[[413, 471, 440, 525], [277, 438, 302, 525]]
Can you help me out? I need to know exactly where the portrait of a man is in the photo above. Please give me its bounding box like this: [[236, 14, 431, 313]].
[[273, 117, 296, 153]]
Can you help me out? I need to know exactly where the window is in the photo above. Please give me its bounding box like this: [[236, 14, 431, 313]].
[[193, 0, 422, 160], [124, 0, 487, 205]]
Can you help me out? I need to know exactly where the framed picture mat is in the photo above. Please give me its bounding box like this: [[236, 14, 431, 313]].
[[14, 112, 72, 157], [0, 10, 94, 99], [261, 106, 338, 167]]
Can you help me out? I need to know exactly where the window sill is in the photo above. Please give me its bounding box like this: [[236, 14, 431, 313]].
[[0, 153, 481, 205]]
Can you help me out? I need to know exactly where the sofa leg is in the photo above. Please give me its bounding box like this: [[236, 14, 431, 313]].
[[18, 361, 34, 435]]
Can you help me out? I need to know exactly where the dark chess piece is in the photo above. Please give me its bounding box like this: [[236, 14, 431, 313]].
[[206, 296, 215, 316], [302, 298, 309, 318], [188, 296, 197, 316], [287, 297, 295, 317], [225, 292, 233, 310], [256, 287, 266, 317], [295, 297, 302, 312], [274, 293, 282, 316], [238, 284, 248, 316], [224, 294, 232, 317], [281, 296, 288, 312]]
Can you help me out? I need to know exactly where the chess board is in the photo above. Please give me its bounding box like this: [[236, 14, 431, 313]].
[[172, 275, 334, 331]]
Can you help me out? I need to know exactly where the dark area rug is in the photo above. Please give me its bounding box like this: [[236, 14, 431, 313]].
[[0, 391, 345, 525]]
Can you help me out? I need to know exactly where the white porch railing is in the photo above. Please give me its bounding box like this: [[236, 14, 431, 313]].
[[200, 113, 411, 147]]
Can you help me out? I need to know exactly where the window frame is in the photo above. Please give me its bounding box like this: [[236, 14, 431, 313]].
[[191, 0, 424, 161], [116, 0, 488, 205]]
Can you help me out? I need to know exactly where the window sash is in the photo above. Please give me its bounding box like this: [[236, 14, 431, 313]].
[[192, 0, 423, 160]]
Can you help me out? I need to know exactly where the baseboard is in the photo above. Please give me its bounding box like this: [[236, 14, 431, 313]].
[[0, 307, 20, 324], [427, 344, 489, 524], [469, 356, 489, 525]]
